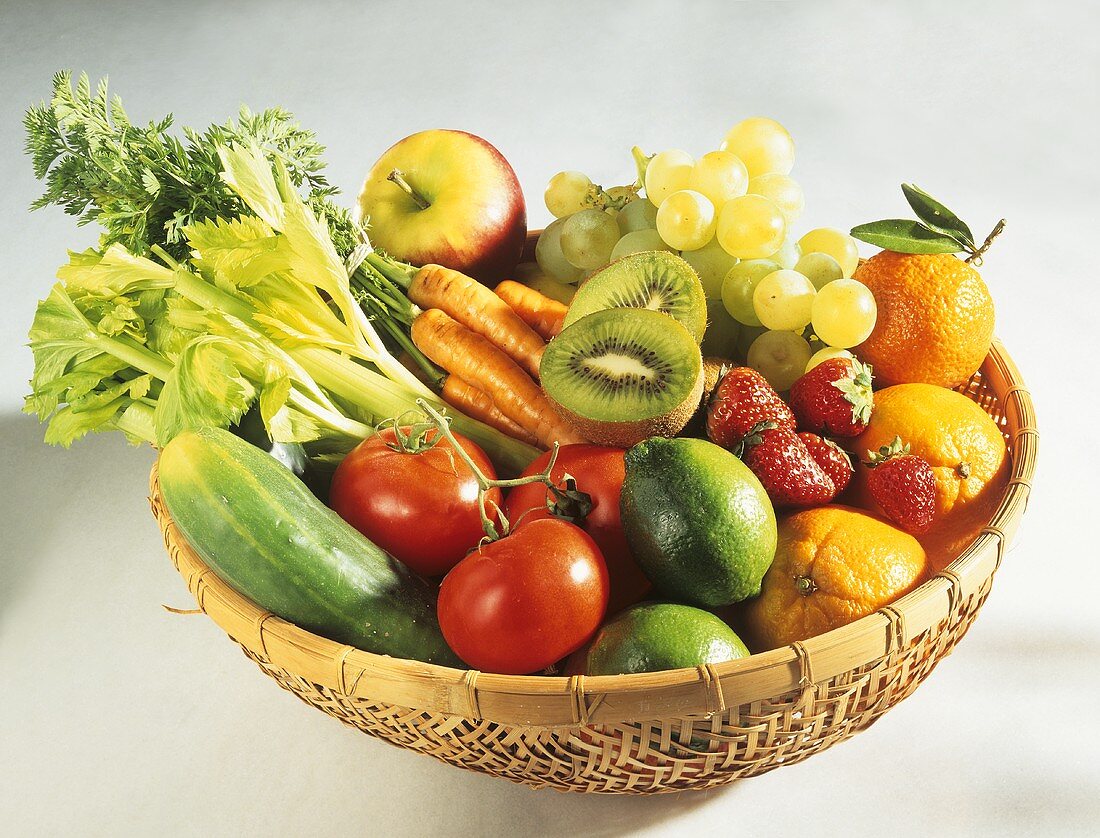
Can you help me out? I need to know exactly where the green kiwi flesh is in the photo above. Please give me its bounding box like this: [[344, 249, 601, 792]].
[[540, 308, 704, 447], [561, 251, 708, 343]]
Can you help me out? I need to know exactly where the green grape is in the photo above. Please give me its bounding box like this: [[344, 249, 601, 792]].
[[700, 298, 742, 360], [656, 189, 716, 251], [720, 117, 796, 178], [798, 228, 861, 278], [545, 171, 593, 218], [747, 173, 804, 221], [645, 149, 695, 207], [681, 239, 739, 299], [561, 208, 620, 270], [747, 330, 813, 391], [688, 150, 749, 207], [721, 259, 781, 326], [753, 269, 816, 331], [770, 236, 801, 269], [811, 278, 878, 348], [617, 198, 659, 235], [794, 251, 844, 290], [806, 346, 854, 373], [611, 228, 674, 260], [535, 217, 585, 282], [716, 194, 786, 259]]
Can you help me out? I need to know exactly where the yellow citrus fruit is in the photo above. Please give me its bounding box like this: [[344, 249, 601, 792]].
[[743, 505, 927, 651], [854, 251, 994, 388], [853, 384, 1009, 571]]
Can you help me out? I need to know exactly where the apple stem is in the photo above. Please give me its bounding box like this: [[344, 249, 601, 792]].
[[387, 169, 431, 211]]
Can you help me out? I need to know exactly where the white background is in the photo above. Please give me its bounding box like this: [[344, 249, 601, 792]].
[[2, 1, 1099, 835]]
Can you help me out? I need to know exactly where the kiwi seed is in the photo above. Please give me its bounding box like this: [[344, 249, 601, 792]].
[[540, 307, 704, 447]]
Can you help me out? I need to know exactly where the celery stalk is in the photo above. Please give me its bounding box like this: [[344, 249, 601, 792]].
[[295, 348, 538, 476]]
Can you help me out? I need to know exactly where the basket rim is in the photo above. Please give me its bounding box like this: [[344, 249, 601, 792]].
[[151, 335, 1037, 726]]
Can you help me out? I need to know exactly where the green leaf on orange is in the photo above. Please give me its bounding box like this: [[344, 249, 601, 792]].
[[849, 220, 964, 254], [901, 184, 976, 250]]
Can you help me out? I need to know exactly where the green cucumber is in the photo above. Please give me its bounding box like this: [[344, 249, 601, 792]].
[[159, 427, 461, 667], [230, 405, 328, 500]]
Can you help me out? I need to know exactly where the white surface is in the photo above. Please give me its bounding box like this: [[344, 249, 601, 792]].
[[2, 1, 1099, 835]]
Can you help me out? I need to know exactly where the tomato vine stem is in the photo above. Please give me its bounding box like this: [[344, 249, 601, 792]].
[[417, 399, 560, 541]]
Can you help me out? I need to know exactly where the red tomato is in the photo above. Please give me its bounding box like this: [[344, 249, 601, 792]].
[[503, 444, 651, 614], [437, 519, 609, 673], [329, 427, 500, 576]]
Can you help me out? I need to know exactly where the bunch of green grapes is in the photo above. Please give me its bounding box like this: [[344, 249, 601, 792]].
[[535, 171, 660, 289], [532, 118, 877, 387], [535, 118, 802, 295], [717, 225, 875, 389], [642, 118, 805, 264]]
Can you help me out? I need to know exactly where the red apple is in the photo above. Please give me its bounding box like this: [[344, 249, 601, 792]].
[[356, 129, 526, 286]]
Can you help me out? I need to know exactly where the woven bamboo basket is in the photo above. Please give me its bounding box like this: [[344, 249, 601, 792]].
[[148, 235, 1037, 794]]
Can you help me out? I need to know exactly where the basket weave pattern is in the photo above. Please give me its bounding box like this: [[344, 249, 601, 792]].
[[150, 340, 1035, 794]]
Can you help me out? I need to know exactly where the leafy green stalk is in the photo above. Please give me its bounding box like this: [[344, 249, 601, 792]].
[[113, 401, 158, 445], [209, 143, 434, 397], [25, 71, 345, 260], [168, 258, 533, 470], [26, 270, 365, 448], [24, 70, 440, 377], [289, 348, 534, 475], [25, 145, 539, 472]]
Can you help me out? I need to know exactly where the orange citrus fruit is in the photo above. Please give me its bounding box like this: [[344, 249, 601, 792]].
[[853, 384, 1009, 571], [854, 251, 994, 388], [743, 505, 927, 651]]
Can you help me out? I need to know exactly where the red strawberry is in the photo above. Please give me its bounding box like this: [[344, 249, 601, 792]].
[[707, 367, 796, 450], [799, 432, 854, 495], [739, 422, 836, 508], [864, 436, 936, 534], [789, 358, 874, 437]]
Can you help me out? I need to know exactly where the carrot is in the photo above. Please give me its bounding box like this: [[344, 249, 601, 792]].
[[495, 280, 568, 341], [442, 374, 539, 447], [411, 308, 584, 448], [408, 264, 546, 379]]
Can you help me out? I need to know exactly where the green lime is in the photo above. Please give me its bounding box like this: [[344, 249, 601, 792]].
[[620, 436, 776, 608], [587, 603, 750, 675]]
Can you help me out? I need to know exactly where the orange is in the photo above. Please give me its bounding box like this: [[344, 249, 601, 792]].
[[853, 384, 1009, 571], [743, 506, 927, 651], [854, 251, 994, 389]]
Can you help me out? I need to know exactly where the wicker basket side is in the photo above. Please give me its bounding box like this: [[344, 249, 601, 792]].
[[149, 337, 1036, 792], [154, 503, 998, 792]]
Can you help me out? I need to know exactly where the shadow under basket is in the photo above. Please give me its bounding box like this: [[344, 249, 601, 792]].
[[149, 258, 1037, 792]]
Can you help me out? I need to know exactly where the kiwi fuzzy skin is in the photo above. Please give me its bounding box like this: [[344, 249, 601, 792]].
[[679, 357, 733, 439], [561, 251, 708, 342], [701, 357, 732, 403], [546, 366, 704, 447]]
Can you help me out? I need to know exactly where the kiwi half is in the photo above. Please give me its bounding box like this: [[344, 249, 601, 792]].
[[562, 251, 708, 343], [541, 308, 704, 447]]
